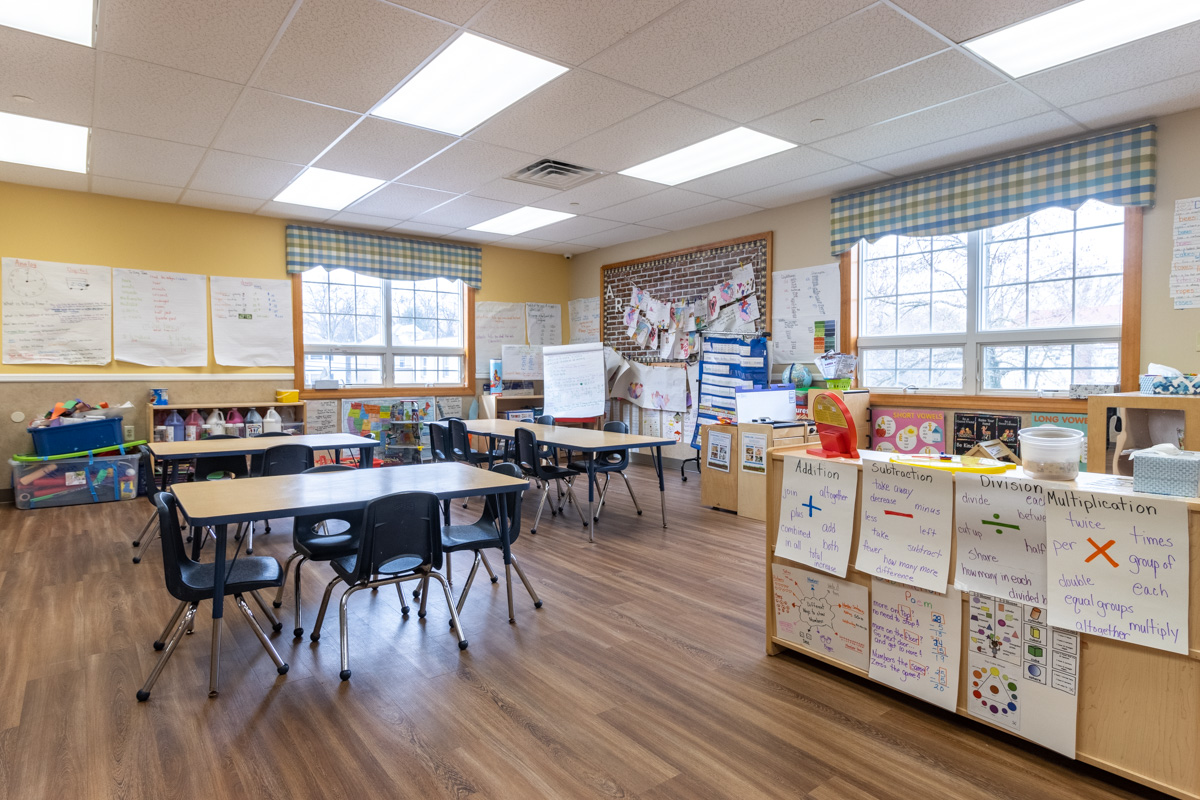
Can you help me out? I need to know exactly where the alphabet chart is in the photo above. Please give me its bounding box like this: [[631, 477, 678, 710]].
[[856, 461, 954, 592], [772, 564, 869, 671], [953, 473, 1049, 605], [775, 455, 858, 577], [869, 578, 961, 712]]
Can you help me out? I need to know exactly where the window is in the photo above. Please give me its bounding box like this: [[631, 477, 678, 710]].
[[858, 200, 1124, 394], [301, 267, 467, 389]]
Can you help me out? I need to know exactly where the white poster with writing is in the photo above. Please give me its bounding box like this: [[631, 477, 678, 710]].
[[435, 396, 464, 420], [1044, 487, 1189, 654], [771, 263, 839, 362], [542, 342, 605, 418], [502, 344, 544, 380], [113, 268, 207, 366], [568, 297, 600, 343], [3, 257, 111, 365], [775, 455, 858, 577], [773, 563, 869, 671], [210, 276, 293, 366], [869, 579, 961, 712], [475, 301, 525, 376], [525, 302, 562, 347], [954, 473, 1049, 605], [856, 461, 954, 592], [305, 399, 340, 434]]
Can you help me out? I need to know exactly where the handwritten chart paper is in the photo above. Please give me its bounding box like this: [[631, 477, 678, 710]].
[[870, 579, 961, 711], [856, 461, 953, 592], [773, 564, 869, 670], [1044, 488, 1189, 654], [543, 342, 605, 418], [568, 297, 600, 343], [209, 276, 292, 366], [305, 399, 339, 435], [113, 268, 207, 366], [775, 455, 858, 577], [771, 263, 839, 362], [954, 473, 1048, 605], [3, 257, 111, 365], [502, 344, 544, 380], [474, 301, 525, 376], [525, 302, 562, 347]]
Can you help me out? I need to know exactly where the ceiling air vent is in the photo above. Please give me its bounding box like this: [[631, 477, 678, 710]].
[[505, 159, 604, 190]]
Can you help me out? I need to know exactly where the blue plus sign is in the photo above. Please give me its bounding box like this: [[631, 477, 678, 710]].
[[802, 496, 821, 516]]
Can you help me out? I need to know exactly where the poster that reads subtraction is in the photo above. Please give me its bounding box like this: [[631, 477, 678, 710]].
[[954, 472, 1049, 605], [1044, 487, 1190, 654], [855, 460, 954, 592], [773, 563, 869, 670], [869, 579, 961, 712], [775, 455, 858, 577], [871, 408, 945, 454]]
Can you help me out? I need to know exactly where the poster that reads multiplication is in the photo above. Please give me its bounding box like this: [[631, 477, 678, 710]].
[[1044, 487, 1190, 654], [855, 460, 953, 592], [954, 473, 1049, 605], [869, 579, 961, 712], [772, 563, 869, 670], [775, 455, 858, 577]]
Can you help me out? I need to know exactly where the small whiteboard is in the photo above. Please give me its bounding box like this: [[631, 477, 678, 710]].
[[734, 384, 796, 422], [543, 342, 605, 418], [502, 344, 544, 380]]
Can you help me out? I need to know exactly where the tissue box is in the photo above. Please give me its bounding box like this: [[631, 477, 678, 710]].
[[1132, 450, 1200, 497], [1139, 374, 1159, 393], [1151, 375, 1200, 395]]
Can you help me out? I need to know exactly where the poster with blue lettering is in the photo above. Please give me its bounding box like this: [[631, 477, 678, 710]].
[[954, 473, 1048, 605], [869, 578, 961, 711], [775, 454, 858, 577], [855, 459, 954, 593], [1044, 486, 1189, 654]]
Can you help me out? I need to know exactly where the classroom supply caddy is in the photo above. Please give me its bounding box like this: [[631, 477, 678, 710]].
[[11, 447, 140, 510]]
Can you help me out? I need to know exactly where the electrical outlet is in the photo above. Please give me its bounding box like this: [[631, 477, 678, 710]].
[[124, 424, 135, 441]]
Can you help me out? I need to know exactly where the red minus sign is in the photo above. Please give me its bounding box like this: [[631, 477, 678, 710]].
[[884, 511, 914, 518]]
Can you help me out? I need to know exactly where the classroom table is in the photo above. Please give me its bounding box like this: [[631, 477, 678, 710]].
[[169, 461, 529, 696], [461, 419, 676, 542], [148, 433, 381, 487]]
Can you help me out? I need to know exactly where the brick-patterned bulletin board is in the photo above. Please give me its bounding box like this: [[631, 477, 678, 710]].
[[601, 232, 772, 363]]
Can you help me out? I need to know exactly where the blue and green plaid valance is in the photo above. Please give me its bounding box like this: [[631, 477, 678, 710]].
[[830, 124, 1157, 255], [285, 225, 483, 289]]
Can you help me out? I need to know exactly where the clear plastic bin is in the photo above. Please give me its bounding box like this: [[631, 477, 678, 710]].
[[11, 452, 139, 510]]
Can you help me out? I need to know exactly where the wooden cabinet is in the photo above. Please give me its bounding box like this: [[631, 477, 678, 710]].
[[1086, 392, 1200, 474], [736, 422, 815, 521], [479, 393, 542, 420], [147, 401, 306, 438], [699, 424, 738, 512]]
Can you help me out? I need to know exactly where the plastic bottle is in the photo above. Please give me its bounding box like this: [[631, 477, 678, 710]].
[[184, 409, 203, 441], [263, 406, 282, 433], [244, 408, 263, 437], [205, 408, 225, 436], [226, 408, 244, 438], [164, 410, 185, 443]]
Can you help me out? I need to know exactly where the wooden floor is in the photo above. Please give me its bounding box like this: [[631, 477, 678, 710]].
[[0, 462, 1168, 799]]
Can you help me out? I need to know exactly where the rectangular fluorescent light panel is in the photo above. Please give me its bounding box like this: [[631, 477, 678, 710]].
[[468, 206, 574, 235], [0, 0, 95, 46], [0, 111, 89, 172], [619, 127, 796, 186], [964, 0, 1200, 77], [273, 167, 385, 211], [373, 33, 568, 135]]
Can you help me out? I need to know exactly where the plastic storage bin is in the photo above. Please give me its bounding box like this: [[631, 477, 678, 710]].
[[11, 451, 140, 510], [1018, 426, 1084, 481], [27, 417, 124, 457]]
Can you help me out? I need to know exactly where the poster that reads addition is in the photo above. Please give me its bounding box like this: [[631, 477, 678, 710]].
[[772, 563, 869, 670], [775, 455, 858, 577], [954, 473, 1049, 605], [855, 460, 953, 592], [1044, 487, 1190, 654], [869, 579, 961, 712]]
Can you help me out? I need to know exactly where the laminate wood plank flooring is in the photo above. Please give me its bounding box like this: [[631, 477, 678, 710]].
[[0, 463, 1168, 799]]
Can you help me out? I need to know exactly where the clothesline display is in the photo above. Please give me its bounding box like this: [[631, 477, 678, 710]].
[[690, 334, 769, 449]]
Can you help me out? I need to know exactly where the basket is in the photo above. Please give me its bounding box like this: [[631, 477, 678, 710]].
[[27, 417, 124, 458]]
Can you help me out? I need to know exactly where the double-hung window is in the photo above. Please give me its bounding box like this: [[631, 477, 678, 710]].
[[858, 199, 1124, 395]]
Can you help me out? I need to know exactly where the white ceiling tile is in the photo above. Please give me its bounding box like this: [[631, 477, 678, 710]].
[[0, 27, 94, 126], [258, 201, 337, 222], [180, 189, 265, 213], [730, 164, 891, 208], [386, 0, 492, 25], [493, 236, 555, 251], [188, 150, 304, 200], [814, 84, 1051, 162], [593, 188, 716, 223], [255, 0, 454, 112], [326, 211, 401, 230], [526, 214, 624, 241], [469, 178, 561, 205], [346, 183, 458, 218], [675, 6, 945, 122], [862, 112, 1086, 176], [470, 70, 658, 154], [444, 229, 508, 243], [891, 0, 1075, 43], [94, 53, 242, 146], [534, 174, 660, 214], [641, 199, 761, 231], [537, 242, 596, 254], [1019, 21, 1200, 108], [389, 221, 459, 237], [96, 0, 295, 83], [213, 89, 359, 165], [0, 163, 88, 192], [90, 176, 183, 204], [551, 100, 732, 173], [753, 51, 1004, 144], [584, 0, 872, 97], [398, 139, 538, 194], [412, 195, 521, 228], [90, 129, 205, 187], [470, 0, 683, 65], [677, 146, 849, 197], [316, 118, 456, 181], [1063, 71, 1200, 129], [567, 224, 668, 248]]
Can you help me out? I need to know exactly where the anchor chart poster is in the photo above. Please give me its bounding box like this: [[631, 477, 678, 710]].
[[954, 472, 1049, 605], [775, 455, 858, 577], [855, 460, 954, 592], [773, 563, 869, 670]]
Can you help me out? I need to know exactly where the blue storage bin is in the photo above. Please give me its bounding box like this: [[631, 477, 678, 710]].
[[27, 417, 124, 457]]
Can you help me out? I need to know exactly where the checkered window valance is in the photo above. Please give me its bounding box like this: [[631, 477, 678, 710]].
[[285, 224, 483, 289], [829, 124, 1157, 256]]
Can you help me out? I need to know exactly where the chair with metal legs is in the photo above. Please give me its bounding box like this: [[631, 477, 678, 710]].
[[243, 443, 314, 554], [569, 420, 642, 522], [247, 430, 295, 538], [137, 492, 288, 701], [131, 445, 162, 563], [515, 426, 586, 533], [309, 491, 466, 681]]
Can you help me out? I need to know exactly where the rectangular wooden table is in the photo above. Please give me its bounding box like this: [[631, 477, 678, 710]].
[[170, 462, 528, 696], [149, 433, 381, 466], [461, 418, 677, 542]]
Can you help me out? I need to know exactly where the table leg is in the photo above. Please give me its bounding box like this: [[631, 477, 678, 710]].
[[586, 457, 596, 543], [334, 448, 342, 465], [359, 446, 374, 468], [209, 523, 227, 697], [497, 494, 514, 622], [654, 446, 667, 529]]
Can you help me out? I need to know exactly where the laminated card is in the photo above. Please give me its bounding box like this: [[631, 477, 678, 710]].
[[954, 472, 1049, 605], [775, 454, 858, 577], [869, 579, 961, 712], [856, 461, 954, 592]]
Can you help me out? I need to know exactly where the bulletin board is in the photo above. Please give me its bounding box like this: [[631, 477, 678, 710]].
[[600, 232, 772, 363]]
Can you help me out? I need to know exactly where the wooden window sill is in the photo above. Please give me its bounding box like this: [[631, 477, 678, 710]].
[[299, 384, 476, 400], [866, 393, 1087, 412]]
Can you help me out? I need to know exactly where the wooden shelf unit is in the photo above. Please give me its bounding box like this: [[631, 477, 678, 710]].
[[1086, 392, 1200, 474], [479, 393, 543, 420], [147, 401, 307, 436]]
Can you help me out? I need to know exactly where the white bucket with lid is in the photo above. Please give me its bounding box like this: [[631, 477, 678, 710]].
[[1018, 426, 1083, 481]]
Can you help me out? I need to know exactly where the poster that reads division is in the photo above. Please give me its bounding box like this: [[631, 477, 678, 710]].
[[869, 579, 961, 712], [773, 563, 869, 670], [855, 460, 954, 592], [1044, 487, 1190, 654], [871, 408, 946, 454], [954, 472, 1049, 605], [775, 455, 858, 577]]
